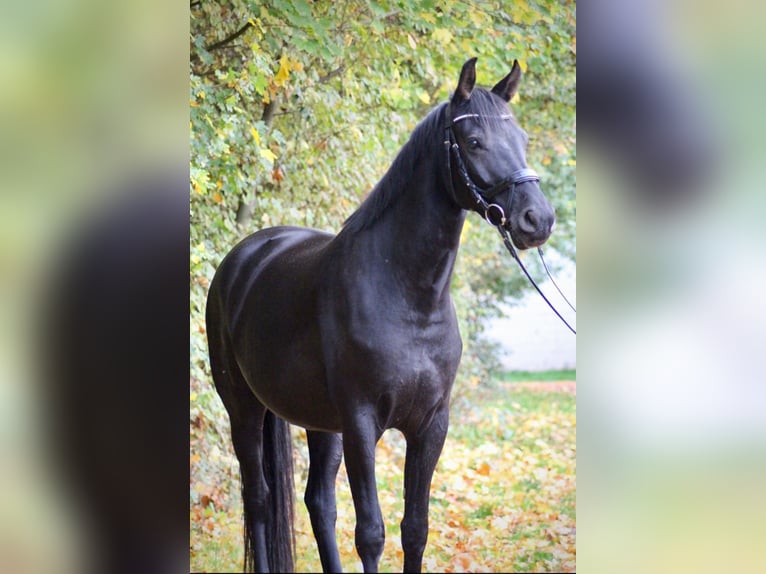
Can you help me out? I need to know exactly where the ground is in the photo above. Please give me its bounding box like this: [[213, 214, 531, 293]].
[[190, 372, 576, 573]]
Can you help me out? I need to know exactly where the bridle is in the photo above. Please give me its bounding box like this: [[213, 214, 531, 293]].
[[444, 104, 540, 227], [444, 103, 576, 334]]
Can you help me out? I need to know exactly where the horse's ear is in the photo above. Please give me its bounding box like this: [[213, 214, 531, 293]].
[[492, 59, 522, 102], [453, 57, 478, 104]]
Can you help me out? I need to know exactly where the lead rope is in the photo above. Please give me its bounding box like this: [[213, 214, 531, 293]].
[[497, 226, 577, 335], [537, 247, 576, 313]]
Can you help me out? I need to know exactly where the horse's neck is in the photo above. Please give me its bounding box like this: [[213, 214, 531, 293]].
[[367, 168, 466, 302]]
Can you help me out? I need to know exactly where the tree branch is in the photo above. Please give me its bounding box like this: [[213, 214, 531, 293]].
[[261, 98, 278, 128], [318, 64, 346, 84], [205, 22, 253, 52]]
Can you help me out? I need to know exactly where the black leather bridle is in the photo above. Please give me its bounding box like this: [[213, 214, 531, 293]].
[[444, 104, 541, 227], [443, 103, 576, 334]]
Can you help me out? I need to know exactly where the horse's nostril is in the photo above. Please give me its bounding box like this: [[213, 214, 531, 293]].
[[523, 209, 538, 229]]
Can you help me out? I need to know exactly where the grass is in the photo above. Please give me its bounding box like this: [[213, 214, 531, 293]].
[[498, 368, 576, 382]]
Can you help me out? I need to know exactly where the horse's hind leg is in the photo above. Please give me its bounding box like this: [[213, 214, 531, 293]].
[[209, 344, 270, 572], [305, 430, 343, 572], [208, 330, 294, 572], [401, 406, 450, 573], [229, 403, 270, 573]]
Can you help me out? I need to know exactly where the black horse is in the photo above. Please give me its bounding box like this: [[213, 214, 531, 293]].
[[206, 58, 555, 573]]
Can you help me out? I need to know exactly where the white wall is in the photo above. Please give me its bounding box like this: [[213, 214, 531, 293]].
[[484, 262, 576, 372]]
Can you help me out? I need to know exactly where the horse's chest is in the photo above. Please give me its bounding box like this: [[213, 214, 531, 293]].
[[365, 326, 460, 432], [346, 309, 461, 379], [320, 280, 462, 385]]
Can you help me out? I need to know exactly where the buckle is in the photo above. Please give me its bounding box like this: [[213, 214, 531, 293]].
[[485, 203, 506, 227]]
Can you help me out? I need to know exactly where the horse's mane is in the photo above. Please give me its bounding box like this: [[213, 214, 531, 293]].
[[341, 90, 513, 235], [341, 102, 448, 234]]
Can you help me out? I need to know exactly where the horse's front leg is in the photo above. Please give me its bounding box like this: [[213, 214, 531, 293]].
[[342, 411, 385, 573], [401, 405, 450, 573]]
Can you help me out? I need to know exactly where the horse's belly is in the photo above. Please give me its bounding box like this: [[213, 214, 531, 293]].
[[244, 337, 342, 432]]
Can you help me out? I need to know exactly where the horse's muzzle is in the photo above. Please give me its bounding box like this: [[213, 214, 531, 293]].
[[507, 202, 555, 249]]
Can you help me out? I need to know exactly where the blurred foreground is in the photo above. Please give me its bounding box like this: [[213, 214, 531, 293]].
[[578, 1, 766, 573], [0, 2, 188, 573]]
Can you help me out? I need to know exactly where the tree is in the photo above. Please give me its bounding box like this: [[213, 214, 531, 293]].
[[190, 0, 576, 389]]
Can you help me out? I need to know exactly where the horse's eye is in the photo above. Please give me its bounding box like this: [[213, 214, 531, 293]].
[[467, 138, 481, 150]]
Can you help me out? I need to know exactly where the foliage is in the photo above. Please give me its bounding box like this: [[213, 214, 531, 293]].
[[190, 1, 575, 570], [191, 378, 576, 572]]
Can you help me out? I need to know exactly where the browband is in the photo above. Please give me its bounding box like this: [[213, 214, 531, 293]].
[[452, 113, 514, 123]]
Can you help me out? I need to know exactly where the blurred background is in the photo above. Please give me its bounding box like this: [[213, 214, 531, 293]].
[[485, 257, 575, 372]]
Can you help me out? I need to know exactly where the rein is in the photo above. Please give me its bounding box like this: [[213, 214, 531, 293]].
[[444, 104, 576, 335]]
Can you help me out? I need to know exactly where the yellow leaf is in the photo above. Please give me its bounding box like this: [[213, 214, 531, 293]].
[[190, 392, 197, 402], [408, 33, 417, 50], [476, 462, 491, 476], [469, 11, 485, 26], [260, 148, 277, 162], [432, 28, 453, 46], [460, 218, 472, 244], [212, 191, 223, 204], [250, 126, 261, 145], [191, 171, 209, 195], [274, 55, 290, 87], [417, 91, 430, 104]]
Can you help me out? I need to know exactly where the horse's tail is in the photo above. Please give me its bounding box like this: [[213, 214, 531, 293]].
[[242, 410, 295, 573]]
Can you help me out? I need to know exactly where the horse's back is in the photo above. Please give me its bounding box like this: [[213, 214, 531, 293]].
[[209, 226, 332, 317], [207, 226, 341, 430]]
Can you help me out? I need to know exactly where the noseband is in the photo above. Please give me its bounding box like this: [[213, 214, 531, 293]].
[[443, 104, 540, 227], [443, 103, 576, 335]]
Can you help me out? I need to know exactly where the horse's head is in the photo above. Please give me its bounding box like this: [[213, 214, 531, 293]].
[[448, 58, 555, 250]]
